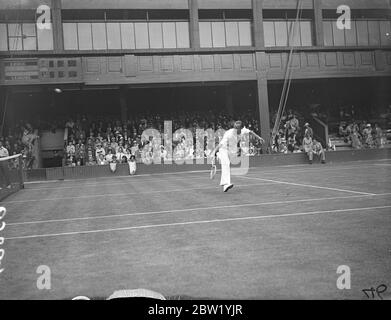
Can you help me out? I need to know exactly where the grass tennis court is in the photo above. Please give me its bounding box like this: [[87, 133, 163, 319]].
[[1, 159, 390, 300]]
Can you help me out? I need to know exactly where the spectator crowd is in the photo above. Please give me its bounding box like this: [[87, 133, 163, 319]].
[[271, 109, 304, 154], [62, 110, 263, 167], [1, 104, 390, 169], [0, 121, 38, 169], [338, 120, 386, 149]]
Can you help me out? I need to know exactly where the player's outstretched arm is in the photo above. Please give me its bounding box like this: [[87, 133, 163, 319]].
[[250, 131, 264, 144]]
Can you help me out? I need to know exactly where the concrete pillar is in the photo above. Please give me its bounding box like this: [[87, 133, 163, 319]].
[[252, 0, 265, 49], [255, 52, 270, 152], [189, 0, 200, 49], [313, 0, 324, 47], [51, 0, 64, 52], [257, 77, 270, 152]]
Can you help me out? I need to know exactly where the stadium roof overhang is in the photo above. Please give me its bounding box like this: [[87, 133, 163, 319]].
[[2, 81, 241, 94]]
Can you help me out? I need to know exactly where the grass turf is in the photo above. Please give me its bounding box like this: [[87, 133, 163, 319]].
[[0, 159, 390, 300]]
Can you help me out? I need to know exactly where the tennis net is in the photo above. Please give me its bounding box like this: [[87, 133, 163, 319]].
[[0, 154, 24, 201]]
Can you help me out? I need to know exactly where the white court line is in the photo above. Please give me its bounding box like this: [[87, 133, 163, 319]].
[[6, 193, 391, 227], [1, 182, 276, 205], [24, 175, 213, 191], [5, 205, 391, 241], [24, 161, 391, 190], [25, 169, 212, 185], [255, 164, 391, 176], [239, 175, 376, 196], [24, 157, 391, 186]]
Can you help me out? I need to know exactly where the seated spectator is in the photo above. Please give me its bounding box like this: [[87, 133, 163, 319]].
[[97, 154, 107, 166], [121, 155, 128, 164], [302, 132, 313, 164], [102, 138, 109, 151], [116, 147, 126, 161], [279, 140, 288, 154], [109, 155, 118, 173], [312, 139, 326, 164], [105, 149, 114, 162], [66, 154, 76, 167], [4, 139, 12, 154], [128, 155, 137, 175], [86, 154, 96, 166], [285, 114, 299, 138], [95, 143, 106, 160], [338, 122, 347, 137], [110, 137, 118, 151], [124, 147, 132, 160], [75, 140, 86, 166], [290, 114, 299, 133], [66, 140, 76, 156], [363, 124, 374, 148], [12, 143, 20, 154], [96, 132, 103, 142], [348, 127, 361, 149], [287, 133, 298, 153], [272, 130, 285, 153]]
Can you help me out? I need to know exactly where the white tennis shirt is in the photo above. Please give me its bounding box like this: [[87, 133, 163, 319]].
[[220, 127, 251, 154]]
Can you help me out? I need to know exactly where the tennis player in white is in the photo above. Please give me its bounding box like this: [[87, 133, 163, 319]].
[[211, 121, 264, 192]]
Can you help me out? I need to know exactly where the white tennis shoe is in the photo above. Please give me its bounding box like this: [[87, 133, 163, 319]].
[[223, 184, 234, 192]]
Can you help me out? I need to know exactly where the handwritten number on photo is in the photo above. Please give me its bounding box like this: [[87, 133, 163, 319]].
[[362, 285, 387, 300]]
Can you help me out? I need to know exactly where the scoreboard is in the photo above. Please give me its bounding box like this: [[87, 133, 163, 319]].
[[0, 58, 83, 85]]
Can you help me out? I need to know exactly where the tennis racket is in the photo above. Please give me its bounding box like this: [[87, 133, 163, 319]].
[[210, 156, 217, 180]]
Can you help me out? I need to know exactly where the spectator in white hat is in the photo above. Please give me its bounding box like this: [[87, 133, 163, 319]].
[[304, 123, 313, 138]]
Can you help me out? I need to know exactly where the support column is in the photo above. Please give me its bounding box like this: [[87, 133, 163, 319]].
[[189, 0, 200, 49], [252, 0, 265, 49], [255, 52, 270, 152], [257, 77, 270, 153], [51, 0, 64, 53], [313, 0, 324, 47]]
